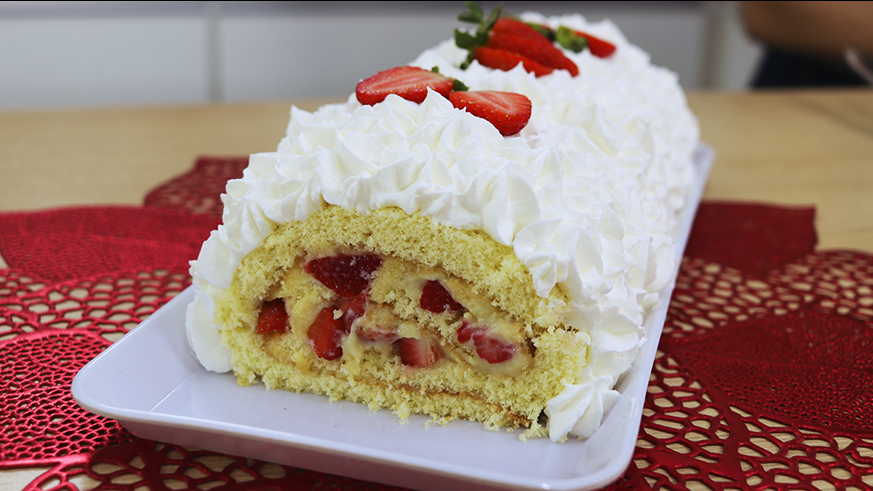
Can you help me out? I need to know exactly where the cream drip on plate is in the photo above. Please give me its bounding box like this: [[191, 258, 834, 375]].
[[186, 12, 699, 442]]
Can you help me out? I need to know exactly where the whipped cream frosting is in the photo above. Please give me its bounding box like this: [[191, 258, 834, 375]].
[[186, 12, 699, 442]]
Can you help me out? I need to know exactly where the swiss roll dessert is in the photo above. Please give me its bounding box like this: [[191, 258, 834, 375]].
[[185, 4, 699, 442]]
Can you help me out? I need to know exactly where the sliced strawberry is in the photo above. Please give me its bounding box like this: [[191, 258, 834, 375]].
[[473, 47, 554, 77], [449, 90, 531, 136], [456, 320, 475, 344], [356, 324, 399, 343], [304, 253, 382, 297], [548, 25, 617, 58], [356, 66, 454, 106], [456, 321, 516, 364], [471, 329, 515, 364], [307, 307, 345, 360], [255, 298, 288, 335], [573, 30, 616, 58], [339, 293, 367, 333], [396, 337, 443, 367], [486, 31, 578, 76], [420, 280, 464, 313]]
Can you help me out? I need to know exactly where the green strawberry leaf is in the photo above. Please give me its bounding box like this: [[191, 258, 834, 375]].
[[458, 11, 480, 23], [432, 65, 468, 91], [473, 29, 490, 46], [480, 3, 502, 33], [454, 29, 478, 50], [556, 25, 588, 53], [454, 1, 503, 71], [466, 1, 483, 21]]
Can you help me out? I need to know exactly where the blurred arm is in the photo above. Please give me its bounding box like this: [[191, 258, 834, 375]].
[[742, 1, 873, 57]]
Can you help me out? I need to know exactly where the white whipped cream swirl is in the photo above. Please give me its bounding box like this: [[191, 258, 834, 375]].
[[186, 12, 699, 442]]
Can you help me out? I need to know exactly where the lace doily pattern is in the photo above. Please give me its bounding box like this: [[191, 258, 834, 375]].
[[1, 158, 871, 490], [639, 254, 873, 489], [0, 207, 219, 284], [81, 440, 406, 491]]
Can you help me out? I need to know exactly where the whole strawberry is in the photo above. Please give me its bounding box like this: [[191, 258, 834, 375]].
[[486, 30, 579, 76], [473, 47, 554, 77], [533, 24, 619, 59], [455, 2, 578, 77]]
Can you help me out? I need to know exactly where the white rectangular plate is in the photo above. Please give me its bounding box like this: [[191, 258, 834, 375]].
[[73, 145, 713, 491]]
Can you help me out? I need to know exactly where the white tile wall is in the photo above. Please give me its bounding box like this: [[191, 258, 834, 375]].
[[0, 3, 212, 108], [218, 12, 458, 102], [704, 1, 765, 89], [0, 1, 762, 110]]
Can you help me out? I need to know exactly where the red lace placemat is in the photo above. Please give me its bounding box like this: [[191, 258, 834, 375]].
[[1, 156, 871, 490]]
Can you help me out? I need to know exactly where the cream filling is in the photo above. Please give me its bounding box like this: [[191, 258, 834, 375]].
[[262, 252, 534, 378]]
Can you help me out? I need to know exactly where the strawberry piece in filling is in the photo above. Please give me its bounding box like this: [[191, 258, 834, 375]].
[[339, 293, 367, 333], [396, 337, 443, 367], [356, 325, 399, 343], [255, 298, 288, 334], [294, 252, 519, 370], [307, 307, 345, 360], [304, 253, 382, 297], [456, 321, 516, 364], [420, 280, 464, 313]]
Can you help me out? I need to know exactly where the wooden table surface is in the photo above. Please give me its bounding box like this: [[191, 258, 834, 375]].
[[1, 89, 872, 490], [1, 89, 871, 262]]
